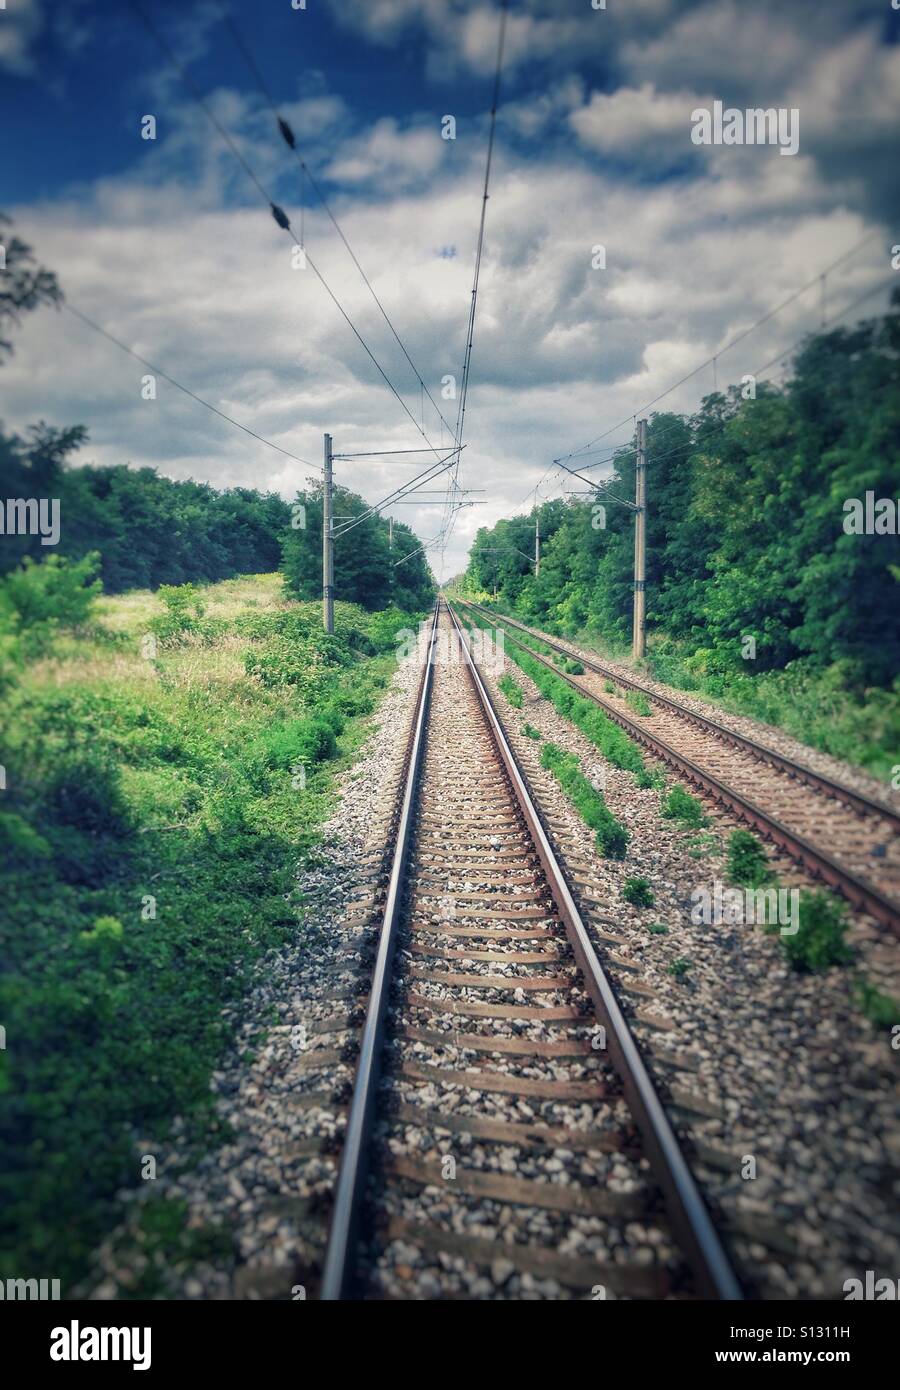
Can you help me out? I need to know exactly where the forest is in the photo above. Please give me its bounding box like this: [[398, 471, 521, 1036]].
[[463, 295, 900, 775], [0, 424, 434, 611]]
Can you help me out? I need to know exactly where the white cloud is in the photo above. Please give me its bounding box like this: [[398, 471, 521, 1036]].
[[0, 0, 44, 75], [569, 83, 707, 160], [326, 118, 444, 189]]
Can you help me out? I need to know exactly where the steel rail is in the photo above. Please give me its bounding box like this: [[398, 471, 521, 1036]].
[[454, 602, 900, 939], [458, 599, 900, 828], [446, 600, 743, 1300], [320, 607, 440, 1300]]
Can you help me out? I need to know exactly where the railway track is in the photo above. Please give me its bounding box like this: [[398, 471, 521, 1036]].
[[319, 601, 742, 1300], [454, 598, 900, 938]]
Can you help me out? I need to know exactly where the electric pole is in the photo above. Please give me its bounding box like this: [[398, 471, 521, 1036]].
[[389, 515, 393, 551], [535, 513, 540, 577], [632, 417, 647, 659], [323, 432, 334, 634]]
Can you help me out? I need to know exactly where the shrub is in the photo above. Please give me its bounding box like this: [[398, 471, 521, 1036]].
[[776, 889, 853, 973], [727, 829, 771, 888], [661, 783, 708, 827], [0, 552, 101, 655], [45, 752, 133, 837], [622, 876, 655, 907], [521, 722, 542, 740], [255, 718, 337, 774], [603, 680, 616, 694], [648, 922, 668, 934], [854, 977, 899, 1028], [0, 810, 50, 861], [669, 957, 692, 981], [151, 583, 213, 645], [79, 915, 124, 945]]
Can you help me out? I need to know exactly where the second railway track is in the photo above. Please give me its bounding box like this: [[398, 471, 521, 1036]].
[[319, 601, 742, 1300], [455, 598, 900, 938]]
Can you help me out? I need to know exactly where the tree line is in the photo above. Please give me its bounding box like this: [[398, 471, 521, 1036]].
[[0, 422, 434, 610], [0, 215, 434, 613], [465, 294, 900, 690]]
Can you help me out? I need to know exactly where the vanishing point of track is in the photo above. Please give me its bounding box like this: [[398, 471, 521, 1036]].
[[319, 600, 743, 1300]]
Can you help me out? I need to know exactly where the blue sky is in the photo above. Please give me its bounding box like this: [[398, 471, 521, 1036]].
[[3, 0, 899, 578]]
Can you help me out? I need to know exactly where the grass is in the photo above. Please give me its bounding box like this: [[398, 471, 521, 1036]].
[[498, 673, 524, 708], [853, 977, 899, 1029], [622, 876, 655, 907], [0, 573, 419, 1289], [726, 829, 772, 887], [660, 782, 709, 827], [521, 722, 543, 741], [648, 922, 669, 934], [465, 611, 655, 788], [771, 889, 854, 974], [626, 690, 653, 717], [668, 957, 693, 981], [539, 741, 629, 858]]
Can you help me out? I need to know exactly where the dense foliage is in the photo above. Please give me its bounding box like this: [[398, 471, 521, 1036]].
[[281, 480, 435, 612], [0, 424, 292, 592], [463, 298, 900, 773]]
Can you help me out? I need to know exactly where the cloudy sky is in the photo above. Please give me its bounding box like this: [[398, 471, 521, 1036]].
[[3, 0, 899, 580]]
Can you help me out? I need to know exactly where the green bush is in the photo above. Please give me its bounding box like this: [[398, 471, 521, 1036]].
[[776, 889, 853, 973], [727, 829, 771, 887], [622, 876, 655, 907], [521, 722, 542, 740], [0, 552, 101, 656], [254, 718, 337, 775], [854, 977, 899, 1028], [661, 782, 708, 827], [669, 958, 692, 981], [151, 583, 225, 647]]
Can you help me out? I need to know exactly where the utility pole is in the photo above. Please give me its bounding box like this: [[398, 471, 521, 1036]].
[[389, 515, 393, 551], [535, 513, 540, 577], [632, 417, 647, 659], [323, 432, 334, 634]]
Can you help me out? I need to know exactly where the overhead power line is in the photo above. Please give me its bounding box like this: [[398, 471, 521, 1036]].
[[453, 0, 509, 455], [62, 300, 318, 470], [128, 0, 445, 464], [332, 448, 463, 538], [221, 9, 460, 451], [559, 230, 881, 465], [437, 0, 509, 563]]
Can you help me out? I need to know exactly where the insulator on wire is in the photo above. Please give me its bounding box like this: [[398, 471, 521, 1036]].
[[270, 202, 291, 231], [278, 117, 296, 150]]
